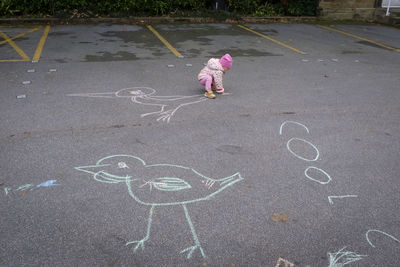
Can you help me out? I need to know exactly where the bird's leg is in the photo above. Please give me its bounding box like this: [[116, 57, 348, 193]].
[[126, 205, 155, 252], [180, 204, 206, 259], [140, 106, 165, 118]]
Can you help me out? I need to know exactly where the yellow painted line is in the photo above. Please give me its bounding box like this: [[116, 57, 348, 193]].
[[0, 26, 42, 46], [0, 59, 28, 62], [33, 25, 50, 62], [237, 24, 306, 54], [317, 25, 400, 52], [147, 25, 183, 57], [0, 30, 30, 61]]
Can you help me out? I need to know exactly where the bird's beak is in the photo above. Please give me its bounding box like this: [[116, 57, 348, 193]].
[[75, 164, 110, 175], [75, 164, 131, 184], [219, 172, 243, 186]]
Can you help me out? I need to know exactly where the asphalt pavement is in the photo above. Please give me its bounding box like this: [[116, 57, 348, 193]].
[[1, 22, 400, 267]]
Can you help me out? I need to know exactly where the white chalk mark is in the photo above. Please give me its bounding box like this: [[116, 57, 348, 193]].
[[139, 180, 168, 192], [328, 247, 366, 267], [279, 121, 310, 135], [68, 87, 207, 123], [15, 184, 34, 191], [118, 162, 129, 169], [275, 257, 295, 267], [328, 195, 358, 204], [202, 180, 215, 189], [66, 92, 116, 98], [287, 138, 319, 161], [366, 229, 400, 248], [304, 166, 331, 184], [4, 187, 11, 195]]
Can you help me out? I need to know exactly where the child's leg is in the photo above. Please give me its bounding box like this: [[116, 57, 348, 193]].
[[199, 76, 213, 91], [199, 76, 215, 99]]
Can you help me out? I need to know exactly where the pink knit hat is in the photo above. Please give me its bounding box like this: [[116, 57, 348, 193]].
[[219, 53, 232, 69]]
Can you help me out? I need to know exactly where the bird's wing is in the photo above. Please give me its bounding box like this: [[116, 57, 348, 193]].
[[152, 177, 192, 191]]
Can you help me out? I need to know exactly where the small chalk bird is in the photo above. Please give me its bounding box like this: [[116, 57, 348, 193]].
[[75, 154, 243, 259], [67, 87, 206, 123]]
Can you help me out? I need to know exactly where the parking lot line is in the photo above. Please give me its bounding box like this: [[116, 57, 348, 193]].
[[147, 25, 183, 58], [317, 25, 400, 52], [237, 24, 306, 54], [0, 26, 42, 46], [33, 25, 50, 62], [0, 30, 30, 61]]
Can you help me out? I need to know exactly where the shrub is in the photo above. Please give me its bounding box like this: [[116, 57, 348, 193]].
[[0, 0, 319, 17]]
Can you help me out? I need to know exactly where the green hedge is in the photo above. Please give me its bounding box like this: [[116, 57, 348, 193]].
[[0, 0, 319, 17]]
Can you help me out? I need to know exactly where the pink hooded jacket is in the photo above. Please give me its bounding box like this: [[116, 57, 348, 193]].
[[197, 58, 225, 90]]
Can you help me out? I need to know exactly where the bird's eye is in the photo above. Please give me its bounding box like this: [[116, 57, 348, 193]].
[[118, 162, 129, 168]]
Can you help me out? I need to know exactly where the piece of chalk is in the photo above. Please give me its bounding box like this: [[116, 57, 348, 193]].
[[331, 58, 339, 62], [49, 69, 57, 72], [22, 81, 31, 85], [167, 65, 175, 68], [32, 60, 38, 63], [186, 64, 192, 67], [17, 95, 26, 99], [302, 59, 309, 62], [27, 69, 35, 73]]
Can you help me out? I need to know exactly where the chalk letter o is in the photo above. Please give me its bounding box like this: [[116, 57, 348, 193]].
[[287, 138, 320, 162], [304, 166, 331, 184]]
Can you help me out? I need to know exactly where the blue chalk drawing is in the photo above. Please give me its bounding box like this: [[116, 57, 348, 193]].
[[67, 87, 207, 123], [328, 247, 367, 267], [279, 121, 310, 136], [75, 154, 243, 259], [366, 229, 400, 248], [36, 180, 60, 188], [31, 180, 60, 191]]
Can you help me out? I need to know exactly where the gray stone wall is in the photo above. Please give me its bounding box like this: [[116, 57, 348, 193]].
[[319, 0, 376, 20]]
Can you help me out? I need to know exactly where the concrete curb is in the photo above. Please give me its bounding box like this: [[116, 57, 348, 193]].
[[0, 16, 317, 25]]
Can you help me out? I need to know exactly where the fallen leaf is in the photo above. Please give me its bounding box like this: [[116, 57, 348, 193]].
[[271, 213, 289, 222]]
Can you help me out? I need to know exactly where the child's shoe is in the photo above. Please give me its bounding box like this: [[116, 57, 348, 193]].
[[204, 91, 216, 99], [216, 88, 224, 94]]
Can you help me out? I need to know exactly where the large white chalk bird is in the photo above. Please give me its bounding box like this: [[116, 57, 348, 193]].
[[67, 87, 206, 123], [75, 154, 243, 259]]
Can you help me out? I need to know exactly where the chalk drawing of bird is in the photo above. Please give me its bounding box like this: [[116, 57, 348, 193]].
[[75, 154, 243, 259], [67, 87, 207, 123]]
